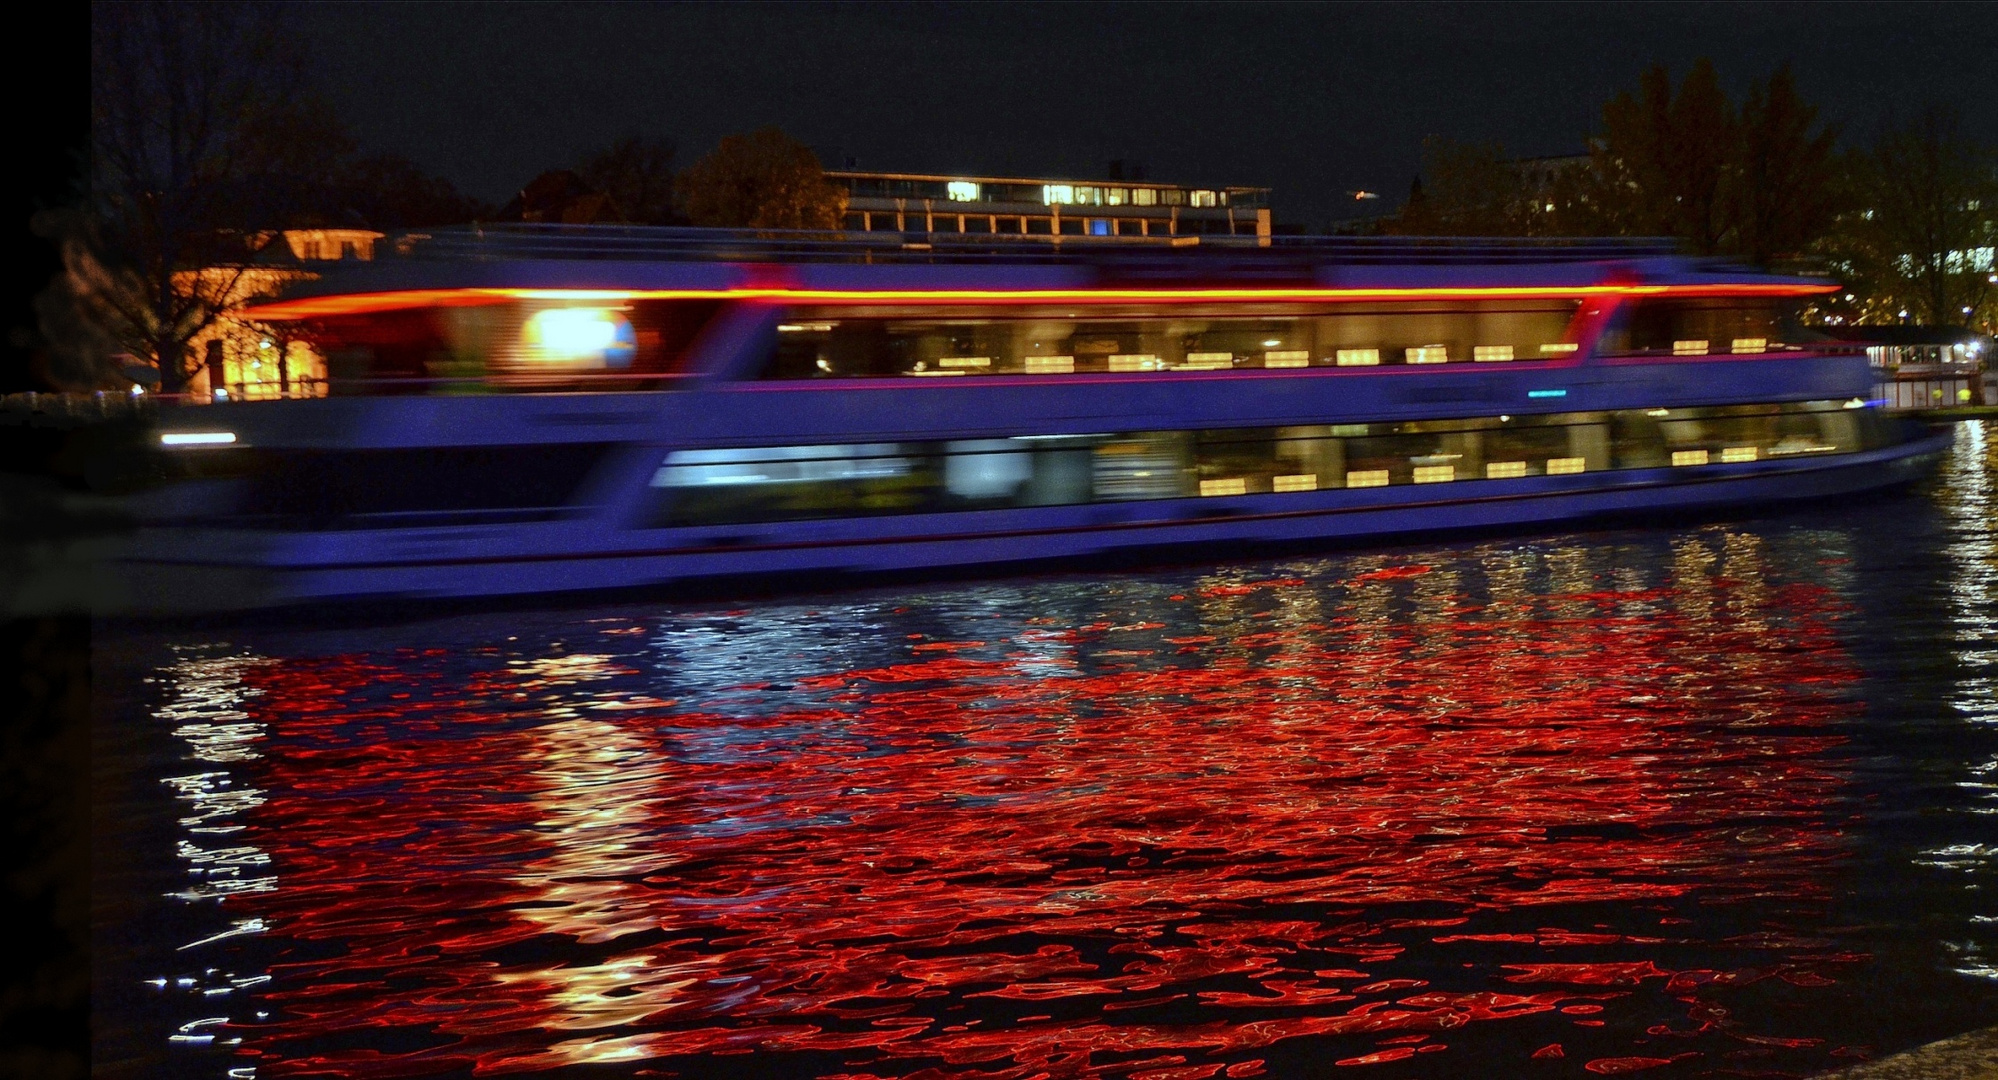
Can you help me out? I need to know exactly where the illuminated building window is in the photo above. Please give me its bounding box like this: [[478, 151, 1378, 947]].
[[1336, 348, 1381, 366], [1106, 188, 1128, 205], [1672, 449, 1711, 466], [938, 356, 991, 369], [1025, 355, 1075, 374], [1109, 354, 1162, 372], [1720, 446, 1759, 462], [1264, 350, 1309, 368], [1486, 461, 1527, 479], [1405, 345, 1448, 364], [1673, 339, 1710, 355], [1473, 345, 1515, 362], [1189, 190, 1219, 208], [1161, 189, 1185, 206], [1131, 188, 1157, 206], [1731, 337, 1767, 354], [1346, 469, 1390, 488], [1413, 464, 1456, 484], [1199, 477, 1248, 496], [1273, 473, 1317, 492], [1547, 457, 1586, 475], [1540, 343, 1579, 355], [1073, 186, 1102, 205], [1043, 184, 1075, 205], [947, 180, 980, 202], [1179, 352, 1234, 370]]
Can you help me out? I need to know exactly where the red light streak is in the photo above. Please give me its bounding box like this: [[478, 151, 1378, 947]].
[[237, 282, 1840, 321]]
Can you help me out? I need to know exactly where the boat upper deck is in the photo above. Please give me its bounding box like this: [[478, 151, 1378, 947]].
[[240, 226, 1834, 322]]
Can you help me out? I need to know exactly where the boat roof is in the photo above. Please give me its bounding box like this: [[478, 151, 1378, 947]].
[[239, 225, 1838, 321]]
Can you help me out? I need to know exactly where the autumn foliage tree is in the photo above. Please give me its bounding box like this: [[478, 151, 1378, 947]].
[[675, 128, 847, 230]]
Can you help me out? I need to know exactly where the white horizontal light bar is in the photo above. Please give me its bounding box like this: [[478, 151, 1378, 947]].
[[160, 431, 237, 447]]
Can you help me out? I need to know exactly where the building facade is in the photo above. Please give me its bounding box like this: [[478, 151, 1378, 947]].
[[826, 171, 1273, 242], [183, 229, 383, 401]]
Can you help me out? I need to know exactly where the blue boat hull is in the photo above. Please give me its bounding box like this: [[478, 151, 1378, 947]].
[[120, 427, 1947, 611]]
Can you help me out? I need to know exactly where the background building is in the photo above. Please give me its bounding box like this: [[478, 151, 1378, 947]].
[[182, 229, 380, 400], [827, 171, 1273, 242]]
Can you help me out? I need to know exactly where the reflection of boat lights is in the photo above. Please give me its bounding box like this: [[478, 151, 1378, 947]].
[[218, 548, 1865, 1076]]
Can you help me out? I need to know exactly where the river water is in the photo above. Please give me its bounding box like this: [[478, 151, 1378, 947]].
[[95, 423, 1998, 1080]]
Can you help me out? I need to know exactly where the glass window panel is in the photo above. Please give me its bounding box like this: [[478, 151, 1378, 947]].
[[640, 404, 1877, 525], [758, 304, 1583, 380]]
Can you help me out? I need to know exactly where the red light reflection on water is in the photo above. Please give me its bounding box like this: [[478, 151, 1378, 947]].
[[220, 559, 1865, 1077]]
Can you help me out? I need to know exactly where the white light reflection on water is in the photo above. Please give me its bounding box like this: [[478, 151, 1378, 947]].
[[1933, 420, 1998, 979], [152, 648, 279, 1067]]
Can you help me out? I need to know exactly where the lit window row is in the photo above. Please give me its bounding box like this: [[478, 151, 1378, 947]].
[[646, 401, 1887, 527], [1040, 185, 1217, 208], [1672, 338, 1771, 355], [763, 306, 1587, 380]]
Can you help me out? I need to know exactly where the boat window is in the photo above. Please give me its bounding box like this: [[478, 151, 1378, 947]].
[[644, 400, 1888, 527], [758, 303, 1584, 380], [279, 300, 722, 393], [1606, 298, 1822, 357]]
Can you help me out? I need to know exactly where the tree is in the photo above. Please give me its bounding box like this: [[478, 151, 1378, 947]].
[[578, 136, 678, 225], [1390, 139, 1537, 236], [55, 2, 308, 392], [336, 153, 487, 229], [676, 128, 847, 230], [1827, 107, 1998, 330], [37, 4, 480, 392], [1588, 60, 1737, 254], [1733, 65, 1840, 267]]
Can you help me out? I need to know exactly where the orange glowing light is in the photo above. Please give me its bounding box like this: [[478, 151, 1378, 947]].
[[237, 282, 1840, 322]]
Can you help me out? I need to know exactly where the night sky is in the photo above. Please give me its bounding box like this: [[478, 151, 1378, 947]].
[[299, 2, 1996, 228]]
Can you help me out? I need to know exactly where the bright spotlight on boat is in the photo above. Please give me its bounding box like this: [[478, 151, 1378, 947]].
[[523, 308, 635, 367], [160, 431, 237, 447]]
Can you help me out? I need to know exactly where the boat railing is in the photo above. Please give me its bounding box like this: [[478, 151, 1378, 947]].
[[380, 224, 1685, 267]]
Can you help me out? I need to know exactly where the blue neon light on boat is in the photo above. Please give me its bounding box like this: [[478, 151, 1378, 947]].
[[1527, 389, 1568, 398]]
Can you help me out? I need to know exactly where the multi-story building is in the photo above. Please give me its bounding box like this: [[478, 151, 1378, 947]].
[[826, 171, 1273, 242]]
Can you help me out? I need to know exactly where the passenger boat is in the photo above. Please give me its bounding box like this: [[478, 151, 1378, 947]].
[[128, 227, 1948, 610]]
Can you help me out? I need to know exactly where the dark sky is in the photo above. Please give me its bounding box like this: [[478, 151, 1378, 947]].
[[294, 1, 1998, 228]]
